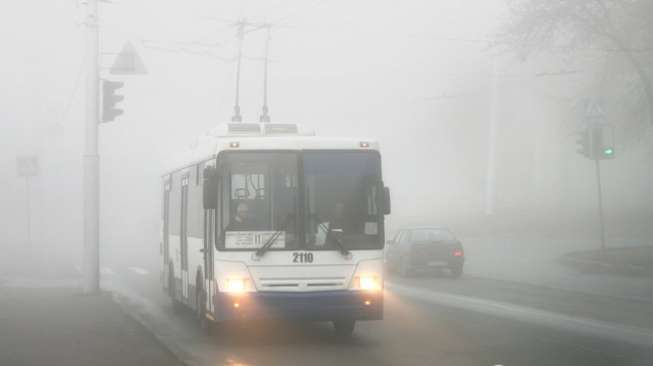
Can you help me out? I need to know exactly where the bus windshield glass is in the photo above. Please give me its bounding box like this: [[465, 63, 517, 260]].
[[303, 151, 383, 250], [221, 152, 300, 251]]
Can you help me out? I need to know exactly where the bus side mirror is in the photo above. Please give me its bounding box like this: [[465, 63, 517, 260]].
[[383, 186, 391, 215], [203, 166, 218, 210]]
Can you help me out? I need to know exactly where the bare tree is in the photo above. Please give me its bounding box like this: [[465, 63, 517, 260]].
[[501, 0, 653, 126]]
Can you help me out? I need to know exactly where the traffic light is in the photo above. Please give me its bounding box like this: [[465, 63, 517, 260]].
[[589, 126, 616, 160], [576, 128, 591, 158], [576, 125, 615, 160], [102, 79, 124, 123], [602, 146, 615, 158]]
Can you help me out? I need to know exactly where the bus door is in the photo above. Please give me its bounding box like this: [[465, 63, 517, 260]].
[[204, 209, 215, 313], [181, 174, 190, 300], [163, 179, 171, 281]]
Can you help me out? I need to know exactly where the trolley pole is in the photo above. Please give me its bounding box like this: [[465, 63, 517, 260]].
[[259, 24, 271, 123], [231, 20, 245, 122], [83, 0, 100, 294]]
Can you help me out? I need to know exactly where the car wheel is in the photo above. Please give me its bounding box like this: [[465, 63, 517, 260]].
[[449, 264, 463, 279], [333, 319, 355, 338]]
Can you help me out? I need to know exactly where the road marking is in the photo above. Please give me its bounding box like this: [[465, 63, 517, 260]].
[[386, 282, 653, 348], [128, 267, 149, 275], [101, 267, 115, 276]]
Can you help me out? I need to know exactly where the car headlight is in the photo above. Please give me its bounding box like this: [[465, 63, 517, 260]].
[[353, 275, 382, 291]]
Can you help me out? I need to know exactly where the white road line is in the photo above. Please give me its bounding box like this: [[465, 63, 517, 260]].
[[128, 267, 149, 275], [386, 282, 653, 348]]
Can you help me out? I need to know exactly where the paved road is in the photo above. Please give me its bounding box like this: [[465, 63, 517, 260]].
[[97, 259, 653, 366]]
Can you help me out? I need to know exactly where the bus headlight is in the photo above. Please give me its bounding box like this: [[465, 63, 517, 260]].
[[353, 275, 382, 292], [224, 278, 248, 294]]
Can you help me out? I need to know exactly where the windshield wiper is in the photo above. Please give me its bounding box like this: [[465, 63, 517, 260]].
[[254, 214, 294, 259], [318, 222, 351, 258]]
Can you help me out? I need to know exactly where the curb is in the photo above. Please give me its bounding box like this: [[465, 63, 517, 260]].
[[387, 282, 653, 348], [559, 255, 653, 277], [109, 290, 198, 366]]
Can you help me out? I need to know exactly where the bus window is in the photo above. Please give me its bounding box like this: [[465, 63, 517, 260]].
[[218, 152, 300, 251], [303, 151, 383, 250]]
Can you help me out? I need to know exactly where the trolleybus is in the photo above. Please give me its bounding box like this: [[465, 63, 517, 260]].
[[161, 122, 391, 336]]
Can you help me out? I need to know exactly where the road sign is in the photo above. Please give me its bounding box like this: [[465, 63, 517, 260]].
[[584, 99, 605, 119], [16, 156, 39, 177], [110, 41, 147, 75]]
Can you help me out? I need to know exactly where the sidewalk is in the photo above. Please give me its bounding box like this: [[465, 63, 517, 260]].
[[561, 246, 653, 276], [461, 237, 653, 302], [0, 286, 183, 366]]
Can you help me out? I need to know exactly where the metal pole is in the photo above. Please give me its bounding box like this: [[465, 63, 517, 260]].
[[25, 177, 31, 247], [259, 24, 271, 123], [485, 55, 499, 215], [594, 159, 607, 251], [83, 0, 100, 294], [231, 20, 245, 122]]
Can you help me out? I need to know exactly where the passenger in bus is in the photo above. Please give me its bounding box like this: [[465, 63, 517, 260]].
[[227, 202, 255, 231]]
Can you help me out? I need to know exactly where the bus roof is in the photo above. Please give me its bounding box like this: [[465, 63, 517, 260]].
[[163, 123, 380, 175]]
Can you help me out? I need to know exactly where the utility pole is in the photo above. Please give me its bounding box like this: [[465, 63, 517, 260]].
[[16, 156, 38, 248], [259, 24, 271, 123], [594, 158, 607, 250], [25, 177, 31, 247], [576, 99, 614, 251], [83, 0, 100, 294], [485, 55, 499, 215]]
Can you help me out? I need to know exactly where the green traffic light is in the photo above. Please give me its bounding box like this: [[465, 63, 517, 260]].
[[603, 147, 614, 156]]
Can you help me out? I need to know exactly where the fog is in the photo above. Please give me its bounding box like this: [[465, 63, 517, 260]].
[[1, 0, 652, 285], [4, 1, 653, 365]]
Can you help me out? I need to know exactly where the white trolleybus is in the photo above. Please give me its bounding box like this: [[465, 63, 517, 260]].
[[161, 123, 391, 336]]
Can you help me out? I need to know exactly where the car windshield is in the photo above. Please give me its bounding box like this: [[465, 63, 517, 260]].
[[411, 229, 455, 242]]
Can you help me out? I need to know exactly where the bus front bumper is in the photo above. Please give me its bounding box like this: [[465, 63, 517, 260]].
[[213, 290, 383, 322]]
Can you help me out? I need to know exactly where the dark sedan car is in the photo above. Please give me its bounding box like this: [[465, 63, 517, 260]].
[[385, 227, 465, 278]]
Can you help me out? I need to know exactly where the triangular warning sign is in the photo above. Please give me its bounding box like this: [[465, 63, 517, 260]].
[[110, 42, 147, 75], [584, 99, 604, 118]]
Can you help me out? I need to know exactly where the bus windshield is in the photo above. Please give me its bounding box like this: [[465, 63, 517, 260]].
[[221, 152, 301, 251], [219, 150, 383, 251], [303, 151, 383, 250]]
